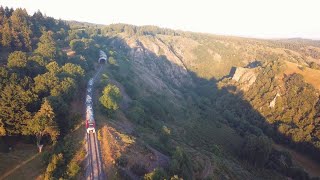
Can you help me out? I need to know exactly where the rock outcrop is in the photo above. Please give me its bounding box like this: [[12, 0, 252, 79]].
[[231, 67, 257, 91], [269, 93, 280, 108]]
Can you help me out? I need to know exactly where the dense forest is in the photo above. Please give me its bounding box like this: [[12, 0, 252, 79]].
[[0, 6, 103, 179], [1, 7, 320, 180]]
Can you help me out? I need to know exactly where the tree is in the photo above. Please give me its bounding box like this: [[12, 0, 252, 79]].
[[144, 168, 167, 180], [44, 153, 64, 179], [7, 51, 28, 68], [241, 135, 272, 167], [35, 31, 56, 59], [69, 39, 85, 53], [0, 6, 4, 23], [0, 67, 9, 89], [1, 17, 12, 48], [28, 99, 59, 152], [34, 72, 59, 96], [61, 63, 84, 78], [10, 8, 32, 50], [46, 61, 60, 74], [99, 84, 122, 112], [169, 147, 193, 179], [0, 82, 34, 135]]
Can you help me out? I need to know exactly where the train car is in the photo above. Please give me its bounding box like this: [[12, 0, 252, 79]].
[[86, 107, 93, 119], [89, 78, 93, 86], [86, 118, 95, 133], [86, 95, 92, 105]]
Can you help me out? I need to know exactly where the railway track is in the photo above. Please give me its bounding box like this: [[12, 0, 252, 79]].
[[85, 65, 104, 180], [87, 132, 102, 180]]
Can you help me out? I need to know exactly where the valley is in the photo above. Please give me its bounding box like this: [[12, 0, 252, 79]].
[[0, 7, 320, 180]]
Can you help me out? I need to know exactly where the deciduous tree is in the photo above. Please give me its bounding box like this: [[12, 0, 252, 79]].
[[7, 51, 28, 68], [99, 84, 122, 112]]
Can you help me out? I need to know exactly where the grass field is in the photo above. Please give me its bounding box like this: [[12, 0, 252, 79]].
[[284, 61, 320, 89], [0, 143, 44, 180]]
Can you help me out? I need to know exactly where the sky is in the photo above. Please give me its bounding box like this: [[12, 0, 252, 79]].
[[1, 0, 320, 39]]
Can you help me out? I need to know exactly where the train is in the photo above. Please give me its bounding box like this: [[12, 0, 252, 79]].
[[86, 51, 105, 133], [86, 77, 95, 133], [86, 104, 95, 133]]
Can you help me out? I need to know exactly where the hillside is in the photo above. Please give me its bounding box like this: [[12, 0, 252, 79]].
[[1, 8, 320, 179], [88, 24, 320, 179]]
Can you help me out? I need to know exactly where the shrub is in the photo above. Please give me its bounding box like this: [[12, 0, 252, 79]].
[[131, 163, 148, 176], [44, 153, 64, 180], [169, 147, 193, 180], [144, 168, 168, 180], [241, 135, 272, 167], [66, 161, 80, 178], [116, 155, 128, 167]]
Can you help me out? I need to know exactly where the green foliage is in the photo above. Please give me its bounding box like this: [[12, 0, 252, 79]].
[[108, 56, 117, 66], [7, 51, 28, 68], [61, 63, 85, 78], [66, 161, 80, 178], [10, 8, 32, 50], [0, 6, 88, 178], [44, 153, 64, 180], [169, 147, 193, 180], [0, 83, 34, 135], [35, 31, 56, 59], [70, 39, 85, 53], [1, 18, 12, 48], [28, 99, 59, 150], [241, 135, 272, 167], [144, 168, 168, 180], [46, 61, 60, 73], [99, 84, 122, 112], [127, 100, 147, 124]]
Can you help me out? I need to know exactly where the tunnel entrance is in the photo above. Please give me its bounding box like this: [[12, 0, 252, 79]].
[[99, 58, 106, 64]]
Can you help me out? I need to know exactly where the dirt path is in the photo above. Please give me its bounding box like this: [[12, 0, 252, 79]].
[[0, 153, 39, 180], [273, 143, 320, 177]]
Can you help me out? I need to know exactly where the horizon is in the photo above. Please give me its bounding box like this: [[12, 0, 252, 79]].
[[1, 0, 320, 40]]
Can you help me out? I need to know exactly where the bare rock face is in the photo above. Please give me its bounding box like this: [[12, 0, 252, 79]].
[[269, 93, 280, 108], [232, 67, 257, 91], [124, 36, 194, 91]]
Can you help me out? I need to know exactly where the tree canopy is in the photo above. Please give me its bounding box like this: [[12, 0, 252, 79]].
[[99, 84, 122, 112], [28, 98, 59, 152]]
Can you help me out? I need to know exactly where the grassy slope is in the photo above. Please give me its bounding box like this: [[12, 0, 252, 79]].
[[284, 61, 320, 90], [0, 144, 44, 180]]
